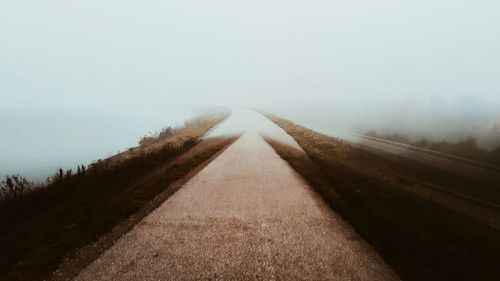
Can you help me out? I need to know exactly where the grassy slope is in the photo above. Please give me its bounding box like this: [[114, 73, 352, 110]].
[[264, 113, 500, 281], [0, 112, 232, 281]]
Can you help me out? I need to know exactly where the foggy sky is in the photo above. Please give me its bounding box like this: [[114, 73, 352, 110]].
[[1, 0, 500, 179]]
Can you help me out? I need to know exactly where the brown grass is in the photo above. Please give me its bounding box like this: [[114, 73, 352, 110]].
[[49, 136, 237, 281], [0, 112, 233, 281], [98, 110, 230, 168], [264, 113, 500, 281]]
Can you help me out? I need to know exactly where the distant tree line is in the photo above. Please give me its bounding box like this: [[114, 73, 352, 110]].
[[365, 131, 500, 166]]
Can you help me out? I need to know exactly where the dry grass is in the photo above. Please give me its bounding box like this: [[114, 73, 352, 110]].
[[0, 112, 233, 281], [101, 110, 230, 168], [264, 113, 500, 281]]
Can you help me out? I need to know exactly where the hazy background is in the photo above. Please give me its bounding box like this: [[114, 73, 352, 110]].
[[1, 0, 500, 181]]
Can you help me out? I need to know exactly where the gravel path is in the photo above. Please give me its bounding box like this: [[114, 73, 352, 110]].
[[74, 129, 399, 281]]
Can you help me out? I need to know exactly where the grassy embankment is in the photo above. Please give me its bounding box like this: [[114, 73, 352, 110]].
[[264, 113, 500, 281], [0, 111, 234, 281]]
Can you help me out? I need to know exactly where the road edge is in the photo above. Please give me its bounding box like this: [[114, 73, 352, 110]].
[[47, 137, 238, 281]]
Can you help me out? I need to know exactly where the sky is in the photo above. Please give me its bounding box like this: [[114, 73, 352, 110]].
[[1, 0, 500, 180]]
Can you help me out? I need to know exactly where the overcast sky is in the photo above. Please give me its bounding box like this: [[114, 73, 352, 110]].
[[1, 0, 500, 179]]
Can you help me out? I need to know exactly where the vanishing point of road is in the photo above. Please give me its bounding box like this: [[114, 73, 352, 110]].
[[73, 110, 399, 280]]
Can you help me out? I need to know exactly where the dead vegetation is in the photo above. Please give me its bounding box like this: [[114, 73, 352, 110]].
[[0, 110, 232, 281], [0, 175, 33, 200], [103, 109, 230, 168], [264, 113, 500, 281]]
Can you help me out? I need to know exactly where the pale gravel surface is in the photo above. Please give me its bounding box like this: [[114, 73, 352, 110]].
[[74, 129, 399, 281]]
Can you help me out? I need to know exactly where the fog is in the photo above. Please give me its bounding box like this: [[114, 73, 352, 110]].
[[265, 96, 500, 149], [1, 0, 500, 180], [206, 108, 303, 151]]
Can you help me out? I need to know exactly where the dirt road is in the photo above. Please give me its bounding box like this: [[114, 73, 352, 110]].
[[73, 114, 398, 280]]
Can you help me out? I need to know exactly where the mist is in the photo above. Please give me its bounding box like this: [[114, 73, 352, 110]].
[[2, 0, 500, 180], [264, 96, 500, 149]]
